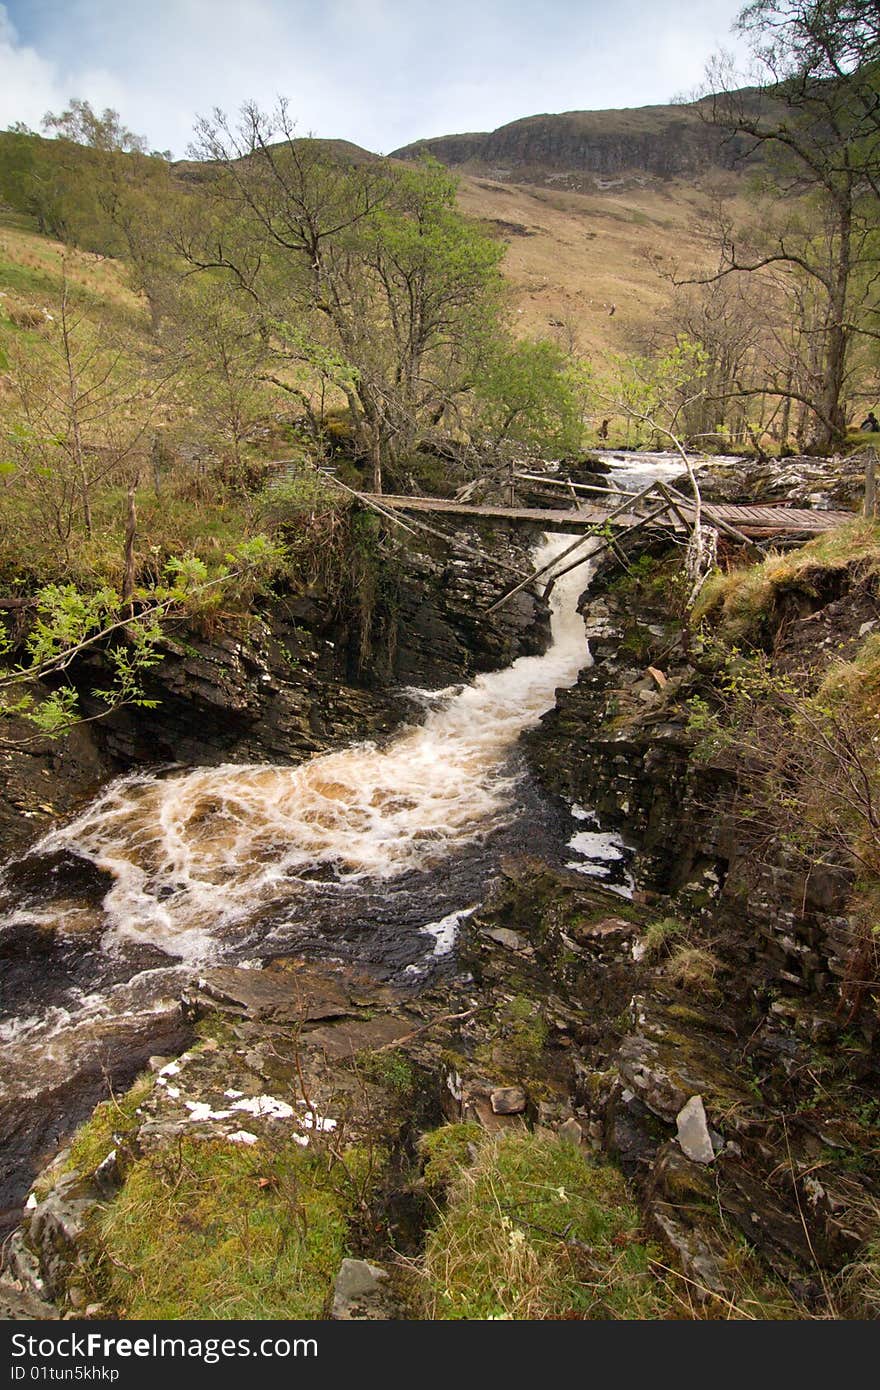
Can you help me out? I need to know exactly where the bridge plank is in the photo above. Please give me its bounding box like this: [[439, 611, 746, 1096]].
[[367, 494, 853, 539]]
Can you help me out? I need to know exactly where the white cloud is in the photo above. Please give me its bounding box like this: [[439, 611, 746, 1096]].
[[0, 3, 131, 137], [0, 4, 63, 131]]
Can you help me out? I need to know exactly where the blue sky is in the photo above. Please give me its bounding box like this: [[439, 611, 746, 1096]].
[[1, 0, 750, 157]]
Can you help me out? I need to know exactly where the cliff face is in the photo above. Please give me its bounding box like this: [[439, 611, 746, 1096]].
[[393, 101, 754, 185]]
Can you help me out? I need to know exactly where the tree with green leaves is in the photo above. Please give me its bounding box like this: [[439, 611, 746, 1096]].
[[474, 339, 592, 453], [183, 101, 507, 490], [31, 100, 176, 332]]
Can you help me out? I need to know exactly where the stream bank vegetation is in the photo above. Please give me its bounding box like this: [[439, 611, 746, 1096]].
[[688, 521, 880, 1017]]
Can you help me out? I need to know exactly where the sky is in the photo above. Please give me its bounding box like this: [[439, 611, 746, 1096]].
[[0, 0, 751, 158]]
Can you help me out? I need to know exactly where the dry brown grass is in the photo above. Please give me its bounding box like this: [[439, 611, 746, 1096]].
[[455, 174, 739, 364]]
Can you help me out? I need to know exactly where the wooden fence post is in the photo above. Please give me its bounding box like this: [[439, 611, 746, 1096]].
[[865, 448, 877, 519]]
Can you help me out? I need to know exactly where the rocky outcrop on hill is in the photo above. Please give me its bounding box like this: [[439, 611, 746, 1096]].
[[393, 100, 758, 187]]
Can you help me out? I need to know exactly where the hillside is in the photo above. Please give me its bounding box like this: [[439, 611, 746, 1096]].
[[455, 172, 725, 358], [0, 102, 741, 366], [387, 96, 763, 358]]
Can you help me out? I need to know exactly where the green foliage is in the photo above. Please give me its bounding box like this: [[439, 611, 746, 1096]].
[[185, 115, 510, 473], [262, 468, 348, 519], [686, 622, 880, 989], [65, 1073, 154, 1176], [607, 339, 709, 445], [663, 945, 723, 997], [422, 1131, 666, 1319], [475, 994, 549, 1079], [419, 1123, 482, 1194], [354, 1048, 418, 1099], [475, 338, 592, 452], [0, 537, 285, 739]]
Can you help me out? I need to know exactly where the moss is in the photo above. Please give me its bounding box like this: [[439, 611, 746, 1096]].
[[691, 520, 880, 640], [65, 1073, 154, 1177], [422, 1131, 668, 1319], [353, 1048, 418, 1099], [419, 1123, 483, 1194], [476, 994, 549, 1079], [193, 1017, 239, 1048], [86, 1137, 367, 1319]]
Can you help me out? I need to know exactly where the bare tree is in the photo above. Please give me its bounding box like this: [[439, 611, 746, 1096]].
[[679, 3, 880, 452]]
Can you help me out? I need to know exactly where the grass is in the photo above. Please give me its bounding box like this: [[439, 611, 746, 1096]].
[[819, 630, 880, 719], [421, 1129, 667, 1319], [691, 520, 880, 639], [640, 915, 688, 961], [662, 945, 722, 997], [840, 1219, 880, 1318], [419, 1123, 482, 1195], [65, 1073, 154, 1177], [88, 1137, 361, 1320]]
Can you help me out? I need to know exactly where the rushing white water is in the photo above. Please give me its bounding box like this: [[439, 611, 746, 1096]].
[[25, 533, 595, 963]]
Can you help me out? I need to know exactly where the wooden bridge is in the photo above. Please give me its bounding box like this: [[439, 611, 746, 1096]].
[[354, 477, 855, 612], [284, 463, 859, 612], [364, 493, 852, 540]]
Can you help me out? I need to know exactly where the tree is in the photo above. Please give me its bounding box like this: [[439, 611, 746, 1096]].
[[164, 279, 279, 491], [35, 100, 176, 332], [183, 102, 506, 490], [2, 269, 170, 560], [689, 1, 880, 451], [474, 339, 591, 453]]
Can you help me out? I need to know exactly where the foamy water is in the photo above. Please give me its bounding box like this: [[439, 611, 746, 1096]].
[[21, 534, 595, 962]]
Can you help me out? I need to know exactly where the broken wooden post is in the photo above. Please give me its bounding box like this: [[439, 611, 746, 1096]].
[[486, 479, 663, 613], [865, 448, 877, 519]]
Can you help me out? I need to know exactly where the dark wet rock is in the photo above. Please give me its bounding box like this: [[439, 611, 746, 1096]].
[[1, 527, 550, 862], [1, 848, 115, 906], [649, 1206, 726, 1298], [186, 964, 366, 1026]]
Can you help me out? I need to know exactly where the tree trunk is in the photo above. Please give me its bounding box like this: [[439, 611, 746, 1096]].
[[370, 430, 382, 495], [811, 196, 852, 455], [122, 479, 138, 612]]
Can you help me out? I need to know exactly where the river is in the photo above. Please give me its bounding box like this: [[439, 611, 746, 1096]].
[[0, 453, 685, 1221]]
